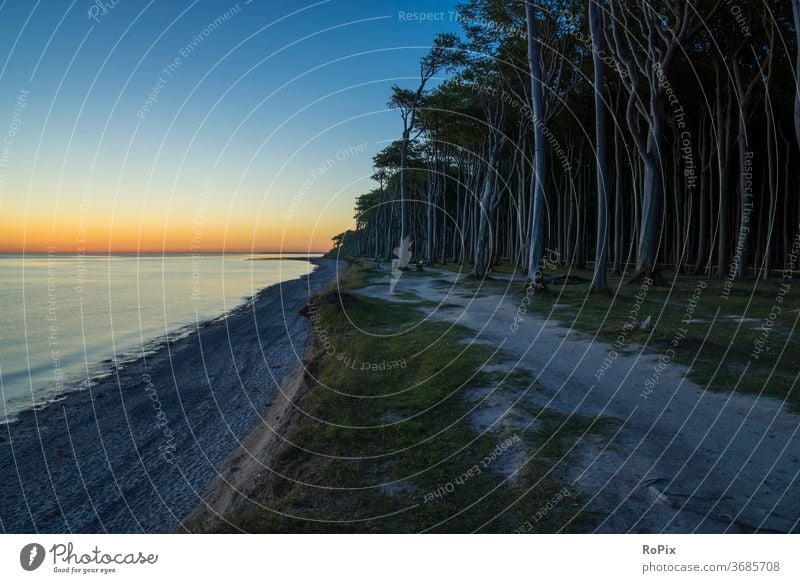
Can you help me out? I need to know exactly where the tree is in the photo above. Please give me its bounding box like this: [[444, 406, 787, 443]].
[[730, 8, 773, 279], [524, 0, 548, 285], [605, 0, 716, 281], [388, 33, 463, 270], [471, 91, 510, 277], [340, 0, 797, 298], [589, 0, 609, 291], [793, 0, 800, 148]]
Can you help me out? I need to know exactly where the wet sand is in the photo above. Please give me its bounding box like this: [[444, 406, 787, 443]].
[[0, 259, 339, 533]]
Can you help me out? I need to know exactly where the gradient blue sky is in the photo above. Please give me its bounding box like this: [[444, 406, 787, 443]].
[[0, 0, 461, 252]]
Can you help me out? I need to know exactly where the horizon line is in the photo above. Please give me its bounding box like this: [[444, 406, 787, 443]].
[[0, 250, 330, 255]]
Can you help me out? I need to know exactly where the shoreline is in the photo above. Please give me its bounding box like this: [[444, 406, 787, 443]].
[[0, 259, 339, 533], [0, 260, 316, 427], [184, 361, 311, 531], [209, 261, 800, 533], [0, 254, 322, 426]]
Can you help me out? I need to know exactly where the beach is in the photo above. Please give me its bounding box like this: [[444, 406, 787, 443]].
[[205, 261, 800, 534], [0, 259, 339, 533]]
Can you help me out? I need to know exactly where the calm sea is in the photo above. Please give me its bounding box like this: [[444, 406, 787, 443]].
[[0, 253, 316, 423]]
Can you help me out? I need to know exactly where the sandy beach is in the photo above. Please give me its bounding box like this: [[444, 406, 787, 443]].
[[0, 259, 339, 533]]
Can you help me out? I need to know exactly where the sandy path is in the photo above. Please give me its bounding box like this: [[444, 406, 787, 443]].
[[0, 259, 339, 533], [358, 268, 800, 533]]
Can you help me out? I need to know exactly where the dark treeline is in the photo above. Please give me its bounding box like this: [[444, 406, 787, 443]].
[[335, 0, 800, 289]]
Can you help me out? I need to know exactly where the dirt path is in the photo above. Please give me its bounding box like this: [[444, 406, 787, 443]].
[[358, 268, 800, 533]]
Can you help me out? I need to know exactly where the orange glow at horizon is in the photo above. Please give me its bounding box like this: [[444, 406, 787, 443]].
[[0, 214, 341, 254]]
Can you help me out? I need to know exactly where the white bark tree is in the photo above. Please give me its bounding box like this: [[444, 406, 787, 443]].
[[590, 0, 609, 291], [389, 33, 462, 270], [525, 0, 549, 286], [605, 0, 717, 280]]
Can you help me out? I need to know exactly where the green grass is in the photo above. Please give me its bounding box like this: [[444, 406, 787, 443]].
[[215, 262, 606, 533], [527, 270, 800, 409]]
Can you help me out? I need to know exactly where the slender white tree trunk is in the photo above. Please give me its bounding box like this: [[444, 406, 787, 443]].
[[793, 0, 800, 148], [472, 136, 508, 277], [590, 0, 609, 291], [525, 1, 548, 284]]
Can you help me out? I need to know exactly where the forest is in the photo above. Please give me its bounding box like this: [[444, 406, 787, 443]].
[[335, 0, 800, 291]]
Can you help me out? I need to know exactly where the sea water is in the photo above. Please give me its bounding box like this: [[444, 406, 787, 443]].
[[0, 253, 316, 423]]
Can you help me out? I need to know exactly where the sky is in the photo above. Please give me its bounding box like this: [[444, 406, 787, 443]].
[[0, 0, 462, 253]]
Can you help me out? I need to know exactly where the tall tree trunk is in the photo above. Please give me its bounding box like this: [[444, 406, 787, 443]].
[[472, 135, 508, 277], [425, 154, 436, 265], [636, 100, 665, 279], [733, 96, 754, 279], [693, 114, 711, 274], [612, 121, 624, 275], [398, 126, 412, 267], [716, 68, 734, 277], [374, 180, 384, 266], [782, 133, 791, 262], [590, 0, 609, 291], [525, 1, 548, 284], [793, 0, 800, 148], [762, 37, 777, 282]]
